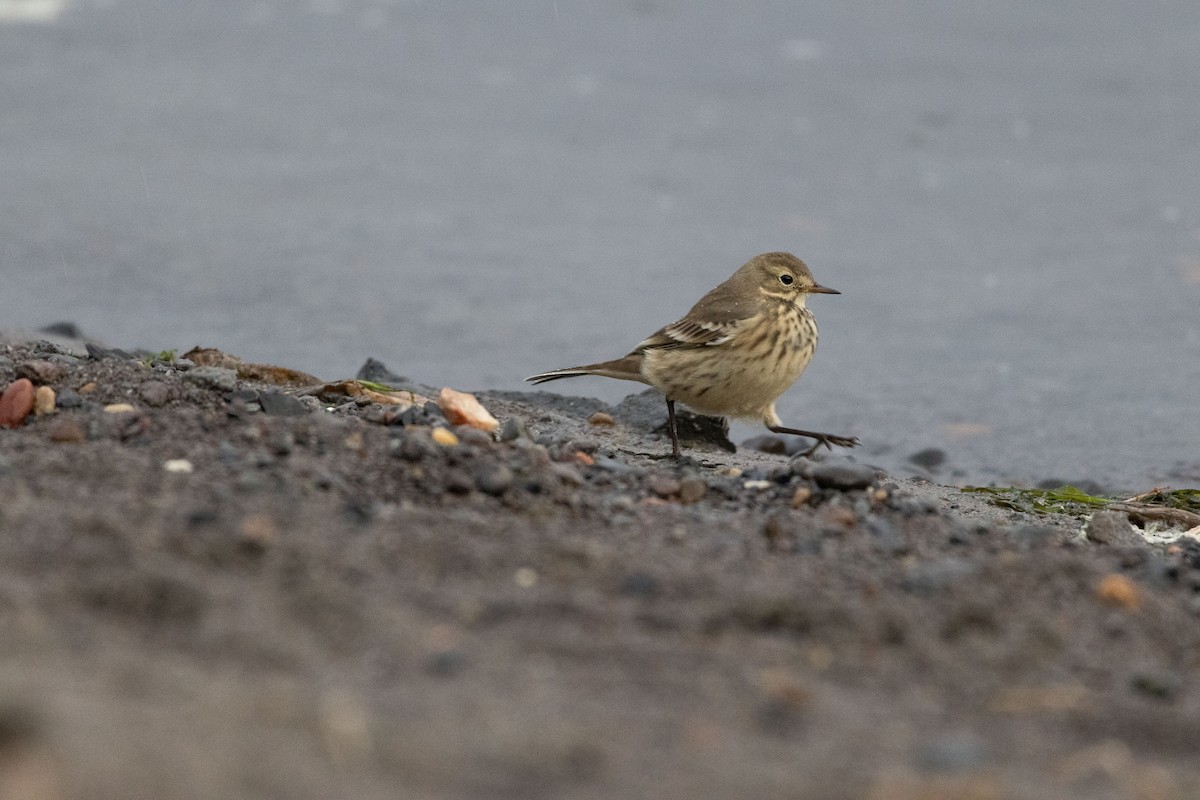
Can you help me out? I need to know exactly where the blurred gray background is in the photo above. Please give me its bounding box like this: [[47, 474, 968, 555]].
[[1, 0, 1197, 489]]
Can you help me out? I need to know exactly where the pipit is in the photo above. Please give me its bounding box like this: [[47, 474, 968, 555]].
[[526, 252, 859, 459]]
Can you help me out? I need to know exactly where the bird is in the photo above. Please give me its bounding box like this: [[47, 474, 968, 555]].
[[526, 252, 859, 459]]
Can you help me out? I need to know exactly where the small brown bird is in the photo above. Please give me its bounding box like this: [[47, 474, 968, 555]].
[[526, 252, 859, 458]]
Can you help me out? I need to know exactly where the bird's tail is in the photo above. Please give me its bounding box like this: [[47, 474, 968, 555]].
[[526, 355, 644, 385]]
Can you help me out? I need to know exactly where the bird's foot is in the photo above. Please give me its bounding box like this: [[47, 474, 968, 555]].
[[797, 433, 860, 459], [768, 425, 860, 459]]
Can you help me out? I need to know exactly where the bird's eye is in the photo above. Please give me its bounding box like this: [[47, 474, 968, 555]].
[[779, 274, 794, 285]]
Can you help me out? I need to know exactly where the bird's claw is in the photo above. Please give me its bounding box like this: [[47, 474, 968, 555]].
[[798, 433, 860, 459]]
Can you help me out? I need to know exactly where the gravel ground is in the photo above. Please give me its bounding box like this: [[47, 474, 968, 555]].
[[1, 333, 1199, 800]]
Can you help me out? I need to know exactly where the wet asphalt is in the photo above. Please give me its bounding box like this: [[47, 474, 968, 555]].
[[1, 0, 1198, 489]]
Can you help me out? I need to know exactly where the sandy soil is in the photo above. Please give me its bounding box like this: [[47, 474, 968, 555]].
[[1, 334, 1199, 800]]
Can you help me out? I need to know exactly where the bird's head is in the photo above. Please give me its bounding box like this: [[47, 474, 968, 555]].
[[747, 252, 839, 302]]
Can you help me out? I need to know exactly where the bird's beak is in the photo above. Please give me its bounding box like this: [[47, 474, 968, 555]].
[[808, 283, 840, 295]]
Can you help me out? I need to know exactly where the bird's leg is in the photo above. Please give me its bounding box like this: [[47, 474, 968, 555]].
[[768, 425, 860, 458], [666, 398, 682, 459]]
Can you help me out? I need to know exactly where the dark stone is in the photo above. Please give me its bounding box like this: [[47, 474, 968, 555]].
[[396, 402, 446, 427], [678, 477, 707, 504], [455, 426, 494, 447], [901, 558, 977, 593], [259, 391, 307, 417], [811, 460, 876, 491], [1130, 669, 1182, 700], [592, 455, 632, 473], [908, 447, 947, 470], [0, 705, 43, 750], [891, 494, 941, 515], [648, 475, 681, 498], [1005, 524, 1060, 547], [217, 441, 241, 465], [184, 366, 238, 392], [397, 433, 438, 462], [756, 698, 806, 737], [40, 321, 84, 338], [498, 417, 529, 442], [474, 464, 514, 496], [85, 343, 134, 361], [343, 496, 375, 523], [427, 650, 469, 678], [355, 357, 409, 386], [445, 469, 474, 494], [742, 435, 788, 455], [917, 732, 990, 771], [868, 516, 908, 555], [1085, 510, 1138, 545], [620, 571, 660, 597], [138, 380, 171, 407], [55, 388, 83, 409], [612, 389, 735, 453], [16, 359, 66, 384], [32, 339, 75, 356]]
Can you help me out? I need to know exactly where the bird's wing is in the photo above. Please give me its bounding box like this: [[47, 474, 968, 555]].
[[633, 315, 746, 351], [630, 276, 758, 352]]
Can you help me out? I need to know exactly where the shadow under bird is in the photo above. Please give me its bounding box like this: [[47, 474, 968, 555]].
[[526, 252, 860, 459]]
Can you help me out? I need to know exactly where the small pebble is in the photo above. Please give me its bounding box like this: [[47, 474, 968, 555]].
[[619, 571, 660, 597], [0, 379, 36, 428], [427, 650, 469, 678], [444, 469, 474, 494], [549, 463, 584, 486], [85, 343, 134, 361], [164, 459, 194, 474], [648, 475, 681, 498], [791, 485, 813, 508], [811, 460, 876, 491], [592, 455, 633, 474], [868, 516, 908, 555], [138, 380, 171, 407], [587, 411, 615, 426], [45, 417, 85, 443], [33, 385, 56, 416], [431, 427, 459, 447], [183, 366, 238, 392], [437, 387, 499, 432], [258, 390, 307, 417], [103, 403, 136, 414], [1130, 669, 1182, 700], [678, 477, 707, 504], [498, 417, 529, 442], [397, 433, 438, 462], [823, 505, 858, 528], [901, 558, 977, 593], [917, 731, 990, 771], [455, 426, 494, 447], [15, 359, 66, 384], [1096, 573, 1140, 609], [1085, 510, 1138, 545], [742, 434, 788, 455], [474, 464, 513, 496]]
